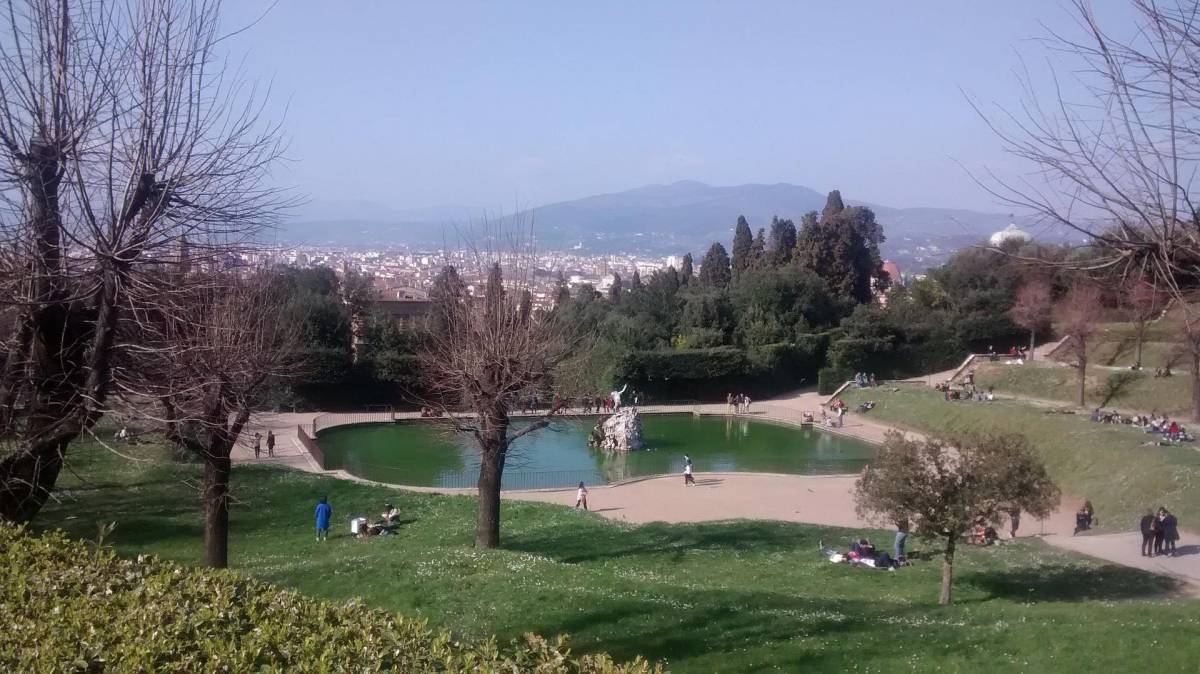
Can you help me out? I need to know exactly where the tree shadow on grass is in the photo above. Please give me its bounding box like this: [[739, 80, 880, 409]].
[[964, 563, 1183, 602], [506, 520, 855, 564], [529, 589, 990, 672]]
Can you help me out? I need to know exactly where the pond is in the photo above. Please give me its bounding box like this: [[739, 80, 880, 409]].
[[316, 414, 875, 490]]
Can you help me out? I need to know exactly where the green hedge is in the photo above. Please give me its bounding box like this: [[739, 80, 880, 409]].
[[0, 525, 659, 673], [611, 339, 828, 401], [818, 367, 852, 395]]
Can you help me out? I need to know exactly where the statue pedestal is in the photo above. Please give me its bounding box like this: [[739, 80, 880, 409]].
[[587, 407, 644, 451]]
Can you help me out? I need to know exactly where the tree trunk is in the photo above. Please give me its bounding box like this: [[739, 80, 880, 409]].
[[202, 450, 232, 568], [1029, 330, 1036, 361], [940, 535, 956, 605], [475, 413, 509, 548], [1192, 350, 1200, 424], [0, 437, 68, 523], [1134, 319, 1145, 369], [1077, 337, 1087, 407]]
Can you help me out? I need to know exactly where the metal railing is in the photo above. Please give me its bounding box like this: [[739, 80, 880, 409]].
[[431, 469, 603, 491], [312, 410, 396, 435]]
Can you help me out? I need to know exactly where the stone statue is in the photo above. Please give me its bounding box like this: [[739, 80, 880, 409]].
[[587, 406, 644, 451], [610, 383, 629, 409]]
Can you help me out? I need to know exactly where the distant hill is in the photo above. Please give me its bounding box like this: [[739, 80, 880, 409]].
[[282, 181, 1043, 267]]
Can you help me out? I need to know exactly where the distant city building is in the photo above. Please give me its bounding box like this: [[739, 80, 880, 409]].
[[882, 259, 902, 286], [989, 222, 1032, 247]]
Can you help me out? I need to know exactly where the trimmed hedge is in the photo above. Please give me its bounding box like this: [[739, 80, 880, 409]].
[[0, 525, 659, 673], [818, 367, 852, 395]]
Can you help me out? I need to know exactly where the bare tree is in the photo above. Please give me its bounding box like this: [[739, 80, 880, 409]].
[[1009, 277, 1054, 358], [975, 0, 1200, 419], [856, 431, 1060, 604], [0, 0, 288, 523], [1058, 284, 1104, 406], [419, 228, 578, 548], [135, 271, 298, 568], [1121, 275, 1167, 369]]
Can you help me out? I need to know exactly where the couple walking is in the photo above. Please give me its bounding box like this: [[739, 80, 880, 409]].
[[1140, 507, 1181, 557]]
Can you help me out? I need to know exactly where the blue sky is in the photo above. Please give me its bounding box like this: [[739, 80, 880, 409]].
[[223, 1, 1133, 215]]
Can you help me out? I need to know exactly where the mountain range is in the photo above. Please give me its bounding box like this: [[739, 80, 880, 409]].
[[284, 181, 1041, 267]]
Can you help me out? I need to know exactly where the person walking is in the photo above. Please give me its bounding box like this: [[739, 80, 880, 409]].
[[314, 496, 332, 542], [1008, 507, 1021, 539], [894, 518, 909, 561], [726, 392, 733, 414], [575, 482, 588, 510], [252, 432, 262, 459], [1163, 508, 1179, 556], [683, 461, 696, 486], [1153, 508, 1167, 556], [266, 430, 276, 458]]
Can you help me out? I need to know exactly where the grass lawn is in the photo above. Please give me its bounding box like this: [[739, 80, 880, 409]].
[[29, 435, 1200, 672], [973, 361, 1195, 417], [841, 387, 1200, 534]]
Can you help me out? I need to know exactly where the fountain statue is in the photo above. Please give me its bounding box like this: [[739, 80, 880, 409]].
[[587, 406, 644, 451], [610, 383, 628, 409]]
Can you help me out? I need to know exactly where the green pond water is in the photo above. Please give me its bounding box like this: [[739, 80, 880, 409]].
[[317, 414, 875, 489]]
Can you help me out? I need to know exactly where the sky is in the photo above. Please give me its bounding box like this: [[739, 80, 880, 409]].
[[221, 1, 1136, 216]]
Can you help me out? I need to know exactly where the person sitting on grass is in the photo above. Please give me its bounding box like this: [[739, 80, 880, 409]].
[[381, 503, 399, 525]]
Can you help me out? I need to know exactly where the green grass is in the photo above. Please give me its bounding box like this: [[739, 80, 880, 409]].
[[842, 387, 1200, 533], [974, 361, 1194, 417], [29, 435, 1200, 672]]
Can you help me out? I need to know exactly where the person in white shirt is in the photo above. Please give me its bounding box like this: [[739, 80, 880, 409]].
[[684, 462, 696, 486], [575, 482, 588, 510]]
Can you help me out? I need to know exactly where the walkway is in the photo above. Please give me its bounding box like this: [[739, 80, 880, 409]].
[[236, 393, 1200, 595]]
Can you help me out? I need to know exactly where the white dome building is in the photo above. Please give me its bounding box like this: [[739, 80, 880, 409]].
[[989, 222, 1032, 247]]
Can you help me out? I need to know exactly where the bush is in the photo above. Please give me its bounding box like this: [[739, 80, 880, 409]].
[[0, 524, 660, 673], [818, 367, 852, 395]]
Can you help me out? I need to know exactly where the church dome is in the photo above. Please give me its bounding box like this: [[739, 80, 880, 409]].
[[989, 223, 1032, 247]]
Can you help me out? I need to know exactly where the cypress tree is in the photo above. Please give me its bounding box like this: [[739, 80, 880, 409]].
[[698, 242, 732, 287], [768, 216, 797, 266], [750, 228, 767, 268], [609, 272, 623, 302], [820, 190, 845, 224], [630, 269, 643, 291], [731, 215, 753, 275], [680, 253, 694, 285]]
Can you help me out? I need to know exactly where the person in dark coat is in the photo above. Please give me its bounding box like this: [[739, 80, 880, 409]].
[[1139, 511, 1156, 557], [1153, 507, 1168, 556], [1162, 509, 1179, 556]]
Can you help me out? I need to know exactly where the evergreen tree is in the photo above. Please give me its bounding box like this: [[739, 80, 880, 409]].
[[750, 228, 767, 268], [820, 190, 845, 224], [795, 213, 873, 304], [731, 215, 754, 275], [630, 269, 643, 292], [698, 242, 732, 287], [680, 253, 694, 285], [767, 216, 797, 266], [609, 272, 623, 302], [553, 270, 570, 309]]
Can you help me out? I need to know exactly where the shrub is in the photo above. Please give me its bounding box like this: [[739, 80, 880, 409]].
[[818, 366, 852, 395], [0, 524, 660, 673]]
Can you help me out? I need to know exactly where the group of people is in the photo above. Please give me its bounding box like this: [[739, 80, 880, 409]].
[[252, 431, 276, 459], [821, 536, 903, 570], [853, 372, 877, 388], [725, 393, 753, 414], [1139, 507, 1181, 556], [987, 345, 1029, 362], [936, 379, 996, 403], [313, 497, 403, 541], [823, 397, 848, 427], [1091, 409, 1195, 442]]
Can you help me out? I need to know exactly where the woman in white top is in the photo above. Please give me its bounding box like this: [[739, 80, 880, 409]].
[[575, 482, 588, 510]]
